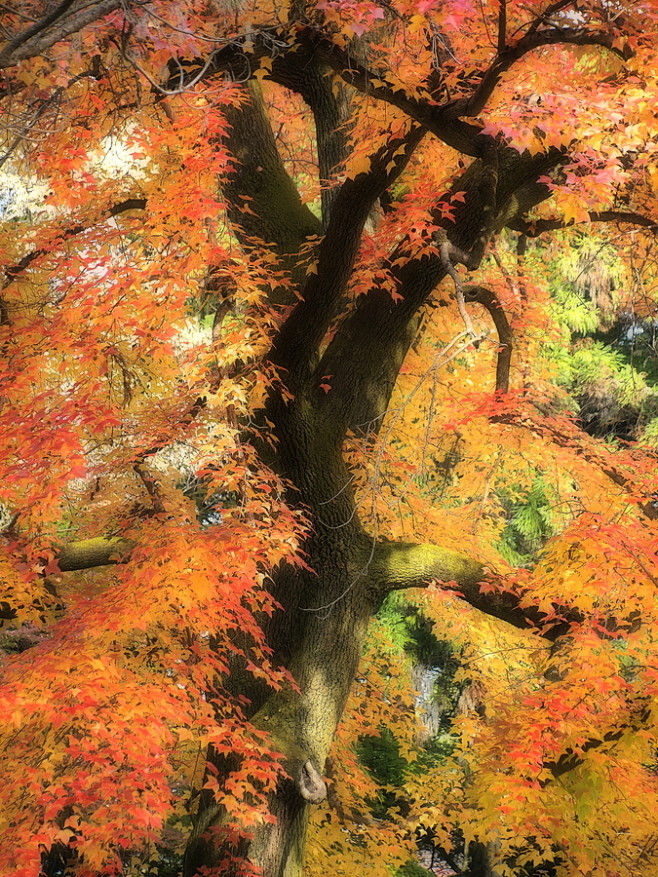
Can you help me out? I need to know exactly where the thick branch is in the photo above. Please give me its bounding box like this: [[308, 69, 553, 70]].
[[260, 53, 352, 226], [271, 124, 425, 380], [366, 540, 572, 640], [56, 537, 133, 571], [0, 0, 123, 68], [315, 148, 563, 436], [167, 19, 624, 166], [300, 26, 627, 157], [298, 28, 486, 158], [167, 28, 482, 156], [221, 82, 322, 283]]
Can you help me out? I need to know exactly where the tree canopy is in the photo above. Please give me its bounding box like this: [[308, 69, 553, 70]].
[[2, 2, 658, 876]]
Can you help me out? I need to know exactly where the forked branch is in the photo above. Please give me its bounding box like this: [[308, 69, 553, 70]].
[[272, 124, 425, 378]]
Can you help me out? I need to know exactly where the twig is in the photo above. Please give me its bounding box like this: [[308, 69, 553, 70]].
[[437, 230, 478, 339]]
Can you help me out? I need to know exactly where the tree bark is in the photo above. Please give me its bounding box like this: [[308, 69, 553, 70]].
[[159, 61, 571, 875]]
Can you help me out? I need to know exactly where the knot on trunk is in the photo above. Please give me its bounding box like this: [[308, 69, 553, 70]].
[[298, 759, 327, 803]]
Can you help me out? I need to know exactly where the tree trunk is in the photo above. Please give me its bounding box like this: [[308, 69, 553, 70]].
[[184, 386, 379, 876], [180, 65, 566, 877]]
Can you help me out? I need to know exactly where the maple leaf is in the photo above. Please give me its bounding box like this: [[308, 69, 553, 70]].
[[1, 2, 658, 876]]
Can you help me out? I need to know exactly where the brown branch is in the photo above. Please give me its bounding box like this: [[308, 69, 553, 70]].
[[438, 234, 479, 339], [447, 26, 630, 121], [314, 147, 564, 437], [0, 0, 77, 61], [526, 0, 577, 36], [133, 394, 207, 461], [464, 285, 513, 392], [219, 82, 322, 285], [542, 704, 651, 784], [298, 28, 486, 158], [166, 19, 626, 163], [492, 407, 658, 520], [497, 0, 507, 52], [0, 0, 124, 68], [271, 124, 426, 380], [1, 58, 104, 171], [133, 464, 166, 515], [167, 27, 483, 156], [301, 25, 628, 154], [3, 198, 147, 288], [510, 210, 658, 237]]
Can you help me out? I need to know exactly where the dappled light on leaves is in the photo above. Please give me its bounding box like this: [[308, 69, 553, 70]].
[[2, 2, 658, 876]]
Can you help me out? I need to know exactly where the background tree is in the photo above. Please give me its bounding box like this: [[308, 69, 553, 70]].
[[1, 2, 658, 876]]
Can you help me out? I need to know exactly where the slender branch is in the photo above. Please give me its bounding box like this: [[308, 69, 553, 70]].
[[447, 26, 630, 121], [492, 407, 658, 520], [463, 285, 513, 392], [0, 62, 106, 171], [3, 198, 147, 288], [132, 394, 207, 461], [510, 210, 658, 237], [133, 464, 166, 515], [542, 704, 651, 784], [526, 0, 577, 36], [497, 0, 507, 52], [438, 233, 479, 339]]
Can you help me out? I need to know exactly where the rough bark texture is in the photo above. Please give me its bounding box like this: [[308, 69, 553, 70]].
[[2, 5, 650, 876], [38, 17, 620, 876], [179, 64, 567, 874]]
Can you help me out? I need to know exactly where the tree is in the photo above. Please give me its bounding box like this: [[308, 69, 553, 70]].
[[1, 1, 658, 876]]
